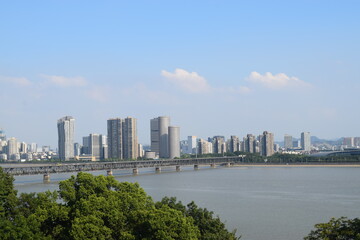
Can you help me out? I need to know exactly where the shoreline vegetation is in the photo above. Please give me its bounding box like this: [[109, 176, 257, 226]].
[[0, 167, 240, 240], [1, 167, 360, 239]]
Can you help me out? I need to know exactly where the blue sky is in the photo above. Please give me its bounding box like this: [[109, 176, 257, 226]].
[[1, 1, 359, 147]]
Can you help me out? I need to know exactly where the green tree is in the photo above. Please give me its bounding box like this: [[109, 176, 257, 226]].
[[0, 168, 238, 240], [304, 217, 360, 240], [157, 197, 240, 240]]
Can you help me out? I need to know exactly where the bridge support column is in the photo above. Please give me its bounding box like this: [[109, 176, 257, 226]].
[[155, 167, 161, 173], [107, 170, 113, 176], [43, 174, 50, 183], [194, 164, 199, 170], [210, 163, 216, 168], [176, 165, 181, 172], [133, 168, 139, 175]]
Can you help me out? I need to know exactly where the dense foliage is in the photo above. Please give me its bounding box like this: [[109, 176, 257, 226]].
[[304, 217, 360, 240], [0, 167, 239, 240]]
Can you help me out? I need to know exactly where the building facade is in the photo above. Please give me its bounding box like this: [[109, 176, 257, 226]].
[[168, 126, 180, 159], [260, 131, 274, 157], [107, 117, 138, 160], [301, 132, 311, 152], [284, 134, 293, 150], [187, 136, 197, 154], [57, 116, 75, 161], [150, 116, 170, 158], [123, 117, 138, 159], [107, 118, 123, 159]]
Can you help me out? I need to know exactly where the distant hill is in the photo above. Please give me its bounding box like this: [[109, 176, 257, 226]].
[[311, 136, 342, 145]]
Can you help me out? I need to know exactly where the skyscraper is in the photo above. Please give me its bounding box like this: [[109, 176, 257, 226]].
[[229, 135, 240, 152], [123, 117, 138, 159], [89, 134, 102, 160], [187, 136, 197, 154], [150, 116, 170, 158], [284, 134, 293, 150], [168, 126, 180, 159], [57, 116, 75, 161], [260, 131, 274, 157], [107, 118, 123, 159], [244, 134, 255, 153], [7, 137, 19, 160], [301, 132, 311, 152], [107, 117, 138, 160]]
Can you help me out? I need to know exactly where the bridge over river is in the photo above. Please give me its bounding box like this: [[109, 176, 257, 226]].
[[2, 156, 244, 179]]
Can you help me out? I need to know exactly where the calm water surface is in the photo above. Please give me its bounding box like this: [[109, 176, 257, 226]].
[[11, 166, 360, 240]]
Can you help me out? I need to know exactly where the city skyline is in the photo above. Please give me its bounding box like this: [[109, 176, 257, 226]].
[[1, 1, 360, 147]]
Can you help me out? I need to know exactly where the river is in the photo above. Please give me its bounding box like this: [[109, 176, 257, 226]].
[[10, 165, 360, 240]]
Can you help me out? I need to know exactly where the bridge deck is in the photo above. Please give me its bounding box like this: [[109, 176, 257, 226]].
[[2, 156, 243, 176]]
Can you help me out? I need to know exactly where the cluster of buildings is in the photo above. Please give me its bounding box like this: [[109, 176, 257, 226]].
[[57, 115, 181, 161], [3, 115, 358, 162], [0, 128, 56, 161], [180, 131, 276, 157], [283, 132, 311, 153]]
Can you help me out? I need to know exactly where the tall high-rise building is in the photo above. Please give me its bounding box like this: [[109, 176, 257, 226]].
[[7, 137, 19, 160], [89, 134, 102, 160], [168, 126, 180, 159], [19, 142, 27, 153], [82, 136, 90, 154], [198, 138, 213, 155], [107, 118, 123, 159], [211, 136, 225, 154], [187, 136, 197, 154], [74, 143, 81, 156], [150, 116, 170, 158], [107, 117, 138, 160], [229, 135, 240, 153], [57, 116, 75, 161], [284, 134, 293, 150], [27, 143, 37, 153], [301, 132, 311, 152], [123, 117, 138, 159], [260, 131, 274, 157], [244, 134, 255, 153], [101, 135, 108, 159]]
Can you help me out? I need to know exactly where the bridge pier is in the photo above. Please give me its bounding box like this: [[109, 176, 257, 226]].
[[176, 165, 181, 172], [155, 167, 161, 173], [133, 168, 139, 175], [210, 163, 216, 168], [194, 164, 199, 170], [43, 174, 50, 183], [107, 170, 113, 176]]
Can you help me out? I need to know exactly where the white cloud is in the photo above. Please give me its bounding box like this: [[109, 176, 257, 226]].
[[247, 71, 311, 89], [42, 74, 87, 87], [161, 68, 211, 93], [0, 76, 31, 87]]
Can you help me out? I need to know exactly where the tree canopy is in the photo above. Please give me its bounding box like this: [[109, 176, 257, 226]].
[[0, 167, 240, 240], [304, 217, 360, 240]]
